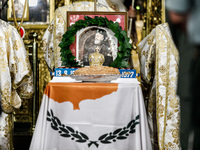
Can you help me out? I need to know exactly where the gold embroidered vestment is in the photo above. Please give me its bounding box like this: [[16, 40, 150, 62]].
[[138, 23, 180, 150], [0, 19, 33, 150]]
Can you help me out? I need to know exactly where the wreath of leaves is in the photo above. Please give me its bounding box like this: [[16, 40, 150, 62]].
[[47, 109, 140, 148], [59, 16, 132, 68]]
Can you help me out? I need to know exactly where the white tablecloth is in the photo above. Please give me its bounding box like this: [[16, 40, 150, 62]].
[[30, 83, 152, 150]]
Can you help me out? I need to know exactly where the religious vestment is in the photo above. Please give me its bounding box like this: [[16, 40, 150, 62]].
[[138, 23, 180, 149], [166, 1, 200, 149], [42, 0, 128, 71], [0, 19, 33, 150]]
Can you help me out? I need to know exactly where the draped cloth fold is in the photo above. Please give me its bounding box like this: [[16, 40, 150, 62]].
[[138, 23, 180, 149], [0, 19, 33, 150], [30, 83, 152, 150]]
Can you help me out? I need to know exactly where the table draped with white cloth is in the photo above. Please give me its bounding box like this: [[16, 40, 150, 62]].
[[30, 82, 152, 150]]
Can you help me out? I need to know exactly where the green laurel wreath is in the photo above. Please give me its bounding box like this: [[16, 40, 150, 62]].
[[47, 109, 140, 148], [59, 16, 132, 68]]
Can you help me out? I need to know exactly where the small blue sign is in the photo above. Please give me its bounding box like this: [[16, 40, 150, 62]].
[[119, 69, 137, 78], [55, 68, 78, 77], [54, 68, 138, 78]]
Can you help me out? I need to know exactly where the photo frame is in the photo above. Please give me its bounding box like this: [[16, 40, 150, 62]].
[[7, 0, 29, 21], [7, 0, 54, 23], [67, 11, 128, 66]]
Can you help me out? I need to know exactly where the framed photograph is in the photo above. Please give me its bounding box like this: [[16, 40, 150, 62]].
[[67, 11, 128, 66], [7, 0, 29, 21], [7, 0, 54, 23]]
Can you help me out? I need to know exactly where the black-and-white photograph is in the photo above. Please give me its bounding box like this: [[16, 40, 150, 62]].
[[77, 27, 118, 66]]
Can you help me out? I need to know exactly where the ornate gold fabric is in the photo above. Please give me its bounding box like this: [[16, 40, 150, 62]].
[[0, 19, 33, 150], [0, 113, 12, 150], [138, 23, 180, 149]]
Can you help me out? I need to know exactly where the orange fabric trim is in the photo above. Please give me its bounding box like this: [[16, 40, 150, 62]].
[[44, 83, 118, 110]]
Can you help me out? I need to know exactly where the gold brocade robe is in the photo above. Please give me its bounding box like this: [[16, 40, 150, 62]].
[[0, 20, 33, 150], [42, 1, 129, 71], [138, 23, 180, 149]]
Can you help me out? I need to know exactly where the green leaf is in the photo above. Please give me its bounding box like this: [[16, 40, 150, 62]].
[[104, 17, 109, 22], [120, 30, 127, 37], [69, 36, 75, 41], [118, 46, 124, 52], [61, 56, 66, 61], [136, 115, 140, 120], [125, 36, 131, 42], [70, 56, 76, 61], [118, 41, 124, 46], [113, 22, 120, 29], [67, 26, 74, 31], [117, 53, 123, 58], [84, 16, 92, 20], [121, 60, 129, 68], [114, 33, 120, 39], [94, 16, 100, 20], [125, 43, 132, 49], [66, 49, 72, 55], [58, 42, 64, 48], [124, 52, 131, 57]]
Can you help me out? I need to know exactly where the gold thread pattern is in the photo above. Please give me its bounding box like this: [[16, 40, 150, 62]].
[[138, 23, 180, 149], [0, 19, 33, 149]]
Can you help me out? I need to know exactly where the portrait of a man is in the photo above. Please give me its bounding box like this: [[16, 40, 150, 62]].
[[78, 27, 115, 66]]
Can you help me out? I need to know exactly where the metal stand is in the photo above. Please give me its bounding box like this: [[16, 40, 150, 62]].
[[28, 32, 38, 132]]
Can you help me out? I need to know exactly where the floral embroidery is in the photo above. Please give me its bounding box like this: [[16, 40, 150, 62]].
[[138, 23, 180, 149], [0, 19, 33, 149]]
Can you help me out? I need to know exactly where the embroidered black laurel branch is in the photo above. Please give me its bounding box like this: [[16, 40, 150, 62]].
[[47, 109, 89, 144], [97, 115, 140, 145], [47, 109, 140, 148]]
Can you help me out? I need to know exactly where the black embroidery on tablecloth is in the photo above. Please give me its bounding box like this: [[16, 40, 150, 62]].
[[47, 109, 140, 148]]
